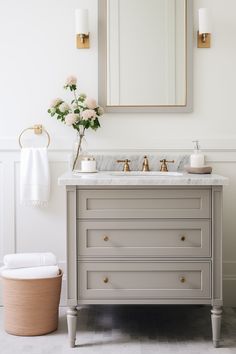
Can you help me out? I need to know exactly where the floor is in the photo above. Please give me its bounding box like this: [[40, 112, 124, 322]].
[[0, 306, 236, 354]]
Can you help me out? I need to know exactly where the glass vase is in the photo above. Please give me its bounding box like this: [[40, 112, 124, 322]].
[[70, 133, 88, 172]]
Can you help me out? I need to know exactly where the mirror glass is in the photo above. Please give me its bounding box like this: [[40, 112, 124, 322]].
[[99, 0, 192, 112]]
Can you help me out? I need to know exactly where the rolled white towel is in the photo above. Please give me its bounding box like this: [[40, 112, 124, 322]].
[[3, 252, 57, 269], [1, 265, 60, 279]]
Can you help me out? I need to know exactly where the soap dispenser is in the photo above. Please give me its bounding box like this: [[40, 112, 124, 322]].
[[190, 140, 205, 168]]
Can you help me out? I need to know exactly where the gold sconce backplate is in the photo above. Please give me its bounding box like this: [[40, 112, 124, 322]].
[[197, 31, 211, 48], [76, 34, 90, 49]]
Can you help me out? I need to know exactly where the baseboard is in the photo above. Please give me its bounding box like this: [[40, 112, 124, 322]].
[[223, 278, 236, 307]]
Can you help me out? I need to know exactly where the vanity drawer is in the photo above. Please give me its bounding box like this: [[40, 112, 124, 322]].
[[77, 189, 211, 219], [77, 220, 211, 257], [78, 261, 211, 300]]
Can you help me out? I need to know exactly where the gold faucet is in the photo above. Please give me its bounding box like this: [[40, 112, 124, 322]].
[[117, 159, 131, 172], [142, 156, 150, 172], [160, 159, 175, 172]]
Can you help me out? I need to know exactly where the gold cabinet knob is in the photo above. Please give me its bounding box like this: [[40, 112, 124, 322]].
[[180, 235, 186, 242], [103, 235, 109, 242], [180, 276, 186, 283], [103, 277, 109, 283]]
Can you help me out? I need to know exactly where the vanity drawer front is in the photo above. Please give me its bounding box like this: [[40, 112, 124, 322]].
[[78, 220, 211, 257], [78, 262, 211, 300], [77, 189, 211, 219]]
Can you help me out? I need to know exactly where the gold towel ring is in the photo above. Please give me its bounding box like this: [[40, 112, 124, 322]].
[[19, 124, 50, 148]]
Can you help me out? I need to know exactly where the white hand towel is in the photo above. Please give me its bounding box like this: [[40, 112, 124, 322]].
[[1, 265, 60, 279], [3, 252, 57, 269], [20, 147, 50, 207]]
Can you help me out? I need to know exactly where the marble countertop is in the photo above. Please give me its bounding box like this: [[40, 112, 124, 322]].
[[58, 171, 229, 186]]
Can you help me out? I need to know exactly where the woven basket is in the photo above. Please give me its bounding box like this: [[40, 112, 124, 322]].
[[1, 270, 62, 336]]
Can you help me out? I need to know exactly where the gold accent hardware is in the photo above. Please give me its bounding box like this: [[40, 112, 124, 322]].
[[18, 124, 51, 148], [76, 33, 90, 49], [103, 277, 109, 283], [117, 159, 131, 172], [103, 235, 109, 242], [160, 159, 175, 172], [197, 31, 211, 48], [180, 276, 186, 283], [180, 235, 186, 242], [142, 156, 150, 172]]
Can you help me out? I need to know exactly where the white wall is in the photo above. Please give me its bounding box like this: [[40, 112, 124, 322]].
[[0, 0, 236, 305]]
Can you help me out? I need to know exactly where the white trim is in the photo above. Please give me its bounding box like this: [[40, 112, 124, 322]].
[[2, 137, 236, 152]]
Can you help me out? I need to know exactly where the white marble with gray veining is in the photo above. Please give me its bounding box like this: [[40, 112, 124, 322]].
[[59, 171, 228, 186]]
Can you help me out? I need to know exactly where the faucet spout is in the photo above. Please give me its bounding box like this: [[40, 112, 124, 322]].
[[142, 156, 150, 172]]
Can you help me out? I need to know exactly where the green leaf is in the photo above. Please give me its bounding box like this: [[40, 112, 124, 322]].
[[69, 85, 77, 91], [94, 117, 100, 128]]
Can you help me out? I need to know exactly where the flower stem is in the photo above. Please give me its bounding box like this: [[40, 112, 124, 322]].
[[72, 127, 86, 171], [73, 90, 79, 109]]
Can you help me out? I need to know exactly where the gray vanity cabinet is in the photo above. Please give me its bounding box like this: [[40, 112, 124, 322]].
[[65, 186, 223, 348]]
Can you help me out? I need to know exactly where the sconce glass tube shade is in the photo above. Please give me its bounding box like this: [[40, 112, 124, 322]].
[[199, 8, 211, 34], [75, 9, 90, 48], [198, 8, 211, 48], [75, 9, 89, 35]]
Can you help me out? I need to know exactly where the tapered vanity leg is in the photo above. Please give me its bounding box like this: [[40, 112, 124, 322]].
[[211, 306, 222, 348], [67, 306, 78, 348]]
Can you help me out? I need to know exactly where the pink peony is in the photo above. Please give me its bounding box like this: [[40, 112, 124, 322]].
[[50, 98, 63, 108], [85, 97, 97, 110], [65, 113, 79, 126], [65, 75, 77, 87], [81, 109, 97, 120]]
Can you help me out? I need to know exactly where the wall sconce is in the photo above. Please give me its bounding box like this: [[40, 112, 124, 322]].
[[198, 8, 211, 48], [75, 9, 90, 49]]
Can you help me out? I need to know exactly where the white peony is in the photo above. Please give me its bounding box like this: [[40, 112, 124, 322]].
[[65, 113, 79, 126], [97, 106, 104, 115], [50, 98, 63, 108], [81, 109, 97, 120], [49, 107, 56, 114], [59, 102, 70, 113], [72, 102, 79, 110]]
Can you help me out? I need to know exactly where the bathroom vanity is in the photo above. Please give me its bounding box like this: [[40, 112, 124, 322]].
[[59, 171, 228, 348]]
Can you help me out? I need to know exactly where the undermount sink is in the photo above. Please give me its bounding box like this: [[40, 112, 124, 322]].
[[109, 171, 183, 177]]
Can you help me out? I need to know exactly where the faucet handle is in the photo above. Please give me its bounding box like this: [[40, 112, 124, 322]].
[[117, 159, 131, 172], [160, 159, 175, 172]]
